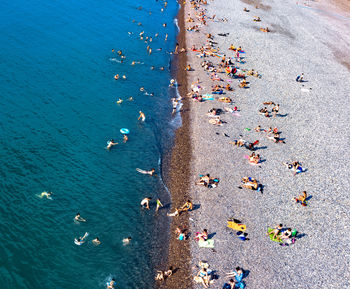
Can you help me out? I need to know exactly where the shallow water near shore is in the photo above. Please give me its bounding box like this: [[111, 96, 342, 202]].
[[0, 0, 179, 288]]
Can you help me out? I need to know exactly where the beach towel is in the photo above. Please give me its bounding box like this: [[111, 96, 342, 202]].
[[198, 239, 215, 248]]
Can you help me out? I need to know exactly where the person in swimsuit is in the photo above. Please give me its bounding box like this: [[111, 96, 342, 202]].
[[197, 268, 210, 288], [107, 279, 116, 289], [74, 213, 86, 222], [92, 237, 101, 246], [123, 134, 128, 143], [267, 224, 283, 239], [138, 111, 146, 122], [107, 139, 118, 150], [123, 237, 132, 245], [38, 191, 53, 199], [140, 197, 152, 210], [74, 232, 88, 245], [156, 198, 163, 211], [180, 200, 193, 212]]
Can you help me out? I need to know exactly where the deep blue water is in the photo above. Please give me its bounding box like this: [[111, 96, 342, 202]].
[[0, 0, 179, 288]]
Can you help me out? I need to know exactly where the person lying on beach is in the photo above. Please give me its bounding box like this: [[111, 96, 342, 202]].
[[38, 191, 53, 199], [92, 237, 101, 246], [266, 133, 285, 143], [255, 125, 263, 132], [107, 139, 118, 150], [245, 140, 259, 151], [284, 161, 303, 175], [196, 174, 219, 188], [140, 197, 152, 210], [223, 279, 236, 289], [259, 107, 268, 115], [164, 266, 173, 278], [260, 27, 270, 32], [136, 168, 156, 175], [155, 271, 165, 281], [239, 177, 261, 192], [293, 191, 308, 206], [196, 268, 210, 288], [74, 213, 86, 222], [208, 117, 223, 126], [229, 138, 245, 147], [267, 127, 279, 134], [267, 224, 283, 239], [123, 237, 132, 245], [167, 208, 180, 217], [253, 16, 261, 22]]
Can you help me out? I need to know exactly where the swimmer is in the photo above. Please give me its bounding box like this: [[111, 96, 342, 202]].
[[114, 74, 119, 80], [128, 97, 133, 101], [155, 33, 159, 37], [92, 237, 101, 246], [163, 23, 167, 27], [74, 213, 86, 222], [160, 67, 164, 71], [116, 98, 123, 104], [38, 191, 53, 199], [151, 66, 155, 70], [123, 236, 132, 245], [107, 139, 118, 150], [131, 61, 135, 65], [123, 134, 128, 143], [138, 111, 146, 122], [141, 197, 152, 210], [122, 75, 126, 79], [165, 33, 168, 41], [140, 87, 145, 92], [170, 79, 175, 86], [136, 168, 155, 175], [74, 232, 89, 246], [107, 279, 116, 289]]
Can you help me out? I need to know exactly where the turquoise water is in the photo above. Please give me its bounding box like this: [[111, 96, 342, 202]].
[[0, 0, 179, 288]]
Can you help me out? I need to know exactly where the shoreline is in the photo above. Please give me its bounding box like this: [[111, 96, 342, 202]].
[[158, 1, 192, 288]]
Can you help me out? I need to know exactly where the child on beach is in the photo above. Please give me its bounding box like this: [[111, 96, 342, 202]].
[[293, 191, 308, 206]]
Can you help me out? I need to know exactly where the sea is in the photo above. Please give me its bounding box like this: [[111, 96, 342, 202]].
[[0, 0, 180, 288]]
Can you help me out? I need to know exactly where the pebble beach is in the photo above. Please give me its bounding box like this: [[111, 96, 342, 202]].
[[163, 0, 350, 288]]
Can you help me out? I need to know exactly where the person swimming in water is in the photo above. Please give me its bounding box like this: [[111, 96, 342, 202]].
[[107, 139, 118, 150], [107, 278, 116, 289], [123, 236, 132, 245], [138, 111, 146, 122], [38, 191, 53, 199], [74, 213, 86, 222], [136, 168, 155, 175], [123, 134, 128, 143], [74, 232, 89, 245], [92, 237, 101, 246]]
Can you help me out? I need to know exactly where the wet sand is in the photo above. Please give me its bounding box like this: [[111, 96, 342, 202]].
[[157, 1, 192, 288]]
